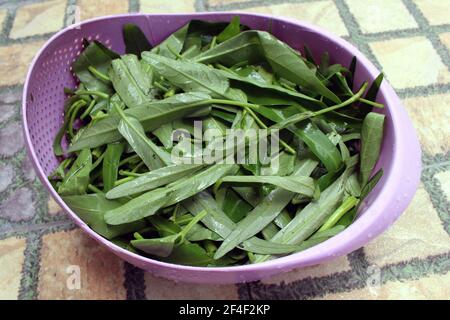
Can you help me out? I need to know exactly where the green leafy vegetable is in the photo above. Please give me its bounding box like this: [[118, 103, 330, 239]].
[[49, 19, 386, 267]]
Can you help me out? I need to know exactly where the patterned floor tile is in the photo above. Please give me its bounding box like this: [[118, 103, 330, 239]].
[[370, 36, 450, 89], [234, 1, 349, 37], [414, 0, 450, 26], [38, 229, 126, 299], [364, 184, 450, 266], [0, 122, 24, 157], [9, 0, 66, 39], [0, 41, 46, 86], [144, 272, 238, 300], [260, 256, 350, 285], [0, 237, 26, 299], [403, 93, 450, 155], [435, 171, 450, 200], [139, 0, 196, 13], [0, 163, 14, 193], [345, 0, 418, 34], [0, 187, 36, 222], [47, 197, 63, 216], [321, 271, 450, 299], [77, 0, 128, 21]]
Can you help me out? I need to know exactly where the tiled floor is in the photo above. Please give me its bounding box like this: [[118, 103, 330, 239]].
[[0, 0, 449, 300]]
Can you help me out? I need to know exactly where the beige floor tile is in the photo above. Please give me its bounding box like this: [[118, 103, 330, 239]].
[[322, 272, 450, 300], [0, 41, 46, 86], [140, 0, 196, 13], [370, 36, 450, 89], [144, 272, 238, 300], [261, 256, 350, 285], [47, 197, 63, 216], [208, 0, 253, 7], [38, 228, 126, 300], [435, 171, 450, 200], [235, 1, 349, 37], [403, 93, 450, 155], [414, 0, 450, 26], [0, 237, 26, 300], [345, 0, 417, 34], [10, 0, 66, 39], [77, 0, 128, 21], [364, 184, 450, 266]]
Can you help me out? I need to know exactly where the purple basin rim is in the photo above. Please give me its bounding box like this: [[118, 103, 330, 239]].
[[22, 12, 422, 284]]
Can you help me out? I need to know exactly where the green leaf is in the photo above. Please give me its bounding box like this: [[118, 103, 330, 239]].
[[214, 159, 318, 259], [72, 41, 118, 94], [254, 157, 358, 263], [151, 23, 189, 59], [109, 55, 154, 108], [123, 24, 153, 56], [63, 193, 146, 239], [104, 164, 238, 225], [152, 123, 174, 149], [359, 73, 384, 115], [219, 68, 325, 107], [142, 52, 230, 98], [68, 92, 212, 151], [184, 192, 310, 255], [196, 31, 341, 103], [58, 149, 92, 196], [106, 164, 205, 199], [217, 16, 241, 43], [102, 142, 124, 192], [360, 112, 385, 187], [221, 188, 252, 223], [217, 175, 316, 196], [132, 235, 178, 257], [117, 114, 171, 170]]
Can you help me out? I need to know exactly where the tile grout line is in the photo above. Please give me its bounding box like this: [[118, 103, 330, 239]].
[[333, 0, 383, 71], [18, 231, 42, 300], [123, 263, 147, 300], [421, 152, 450, 236], [128, 0, 140, 13], [206, 0, 318, 12], [402, 0, 450, 71]]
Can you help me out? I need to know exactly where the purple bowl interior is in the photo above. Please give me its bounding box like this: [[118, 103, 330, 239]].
[[23, 13, 421, 283]]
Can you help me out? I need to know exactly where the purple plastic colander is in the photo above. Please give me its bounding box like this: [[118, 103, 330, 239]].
[[22, 13, 421, 284]]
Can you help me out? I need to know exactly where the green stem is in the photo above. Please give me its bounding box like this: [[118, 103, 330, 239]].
[[243, 106, 296, 155], [210, 36, 217, 49], [114, 176, 136, 186], [271, 82, 369, 130], [358, 98, 384, 109], [80, 99, 96, 120], [154, 81, 169, 92], [167, 44, 184, 60], [88, 66, 111, 82], [131, 161, 145, 173], [88, 184, 103, 194], [119, 170, 142, 177], [318, 196, 358, 232], [119, 154, 140, 166], [68, 100, 87, 138], [75, 90, 109, 100], [91, 152, 105, 171], [178, 210, 208, 242]]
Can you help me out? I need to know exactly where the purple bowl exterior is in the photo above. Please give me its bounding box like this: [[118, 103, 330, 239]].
[[22, 12, 422, 284]]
